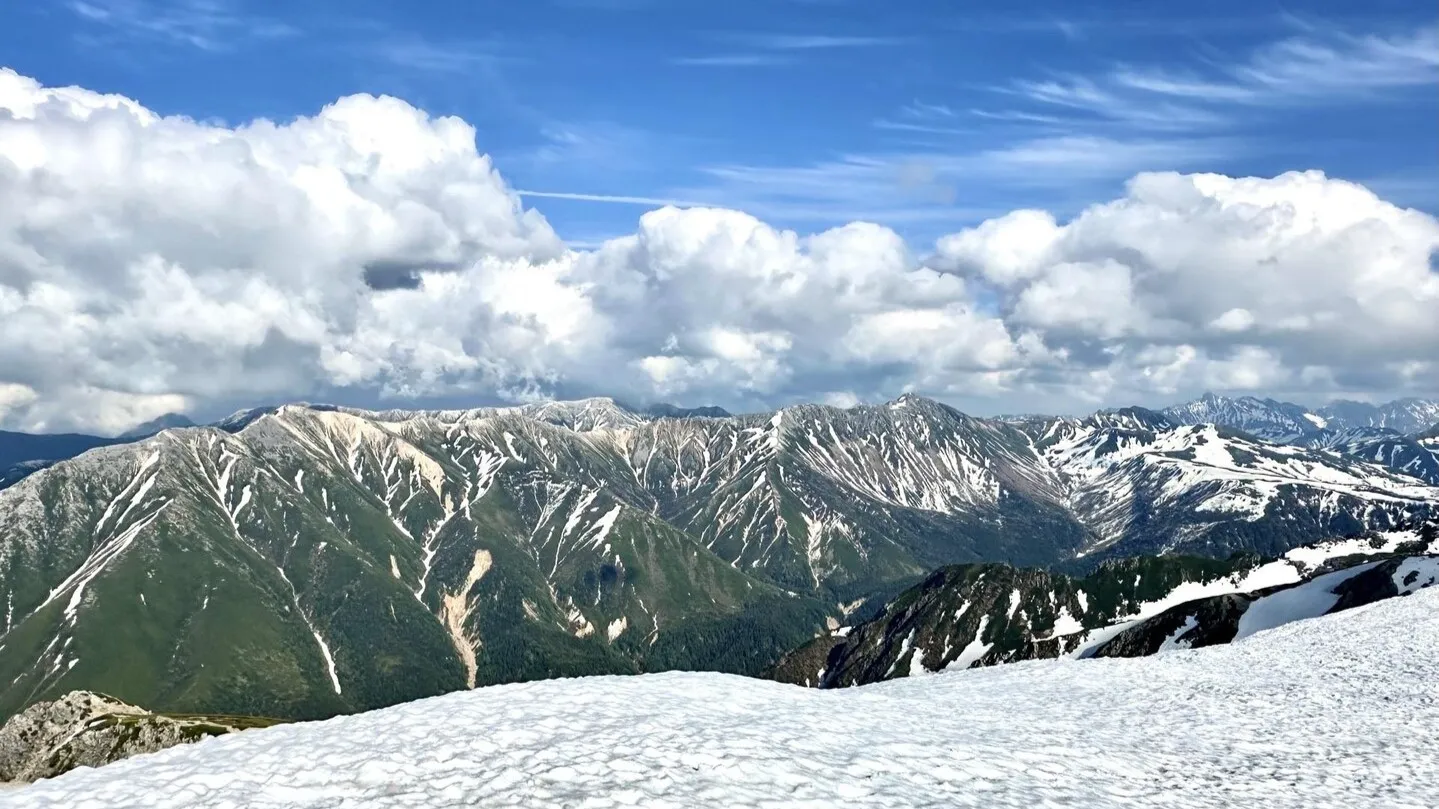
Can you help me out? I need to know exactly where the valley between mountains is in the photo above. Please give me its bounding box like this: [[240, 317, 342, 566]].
[[0, 394, 1435, 722]]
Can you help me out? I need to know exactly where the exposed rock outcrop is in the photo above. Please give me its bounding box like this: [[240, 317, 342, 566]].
[[0, 692, 279, 783]]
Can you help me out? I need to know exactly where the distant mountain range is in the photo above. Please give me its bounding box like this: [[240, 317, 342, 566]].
[[4, 393, 1436, 493], [0, 413, 196, 488], [1162, 392, 1439, 443], [1156, 393, 1439, 485], [0, 393, 1434, 722], [0, 430, 124, 474], [118, 413, 197, 439]]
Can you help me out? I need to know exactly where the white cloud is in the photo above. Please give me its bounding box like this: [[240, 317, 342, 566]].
[[1235, 24, 1439, 97], [1, 68, 1436, 433], [1011, 260, 1137, 340], [680, 135, 1228, 225], [1001, 77, 1227, 130], [0, 384, 186, 436], [0, 384, 39, 423], [726, 34, 904, 50], [1210, 308, 1255, 333], [67, 0, 296, 51], [932, 210, 1061, 285], [932, 169, 1439, 404], [991, 24, 1439, 128], [566, 209, 1019, 402], [0, 67, 565, 431]]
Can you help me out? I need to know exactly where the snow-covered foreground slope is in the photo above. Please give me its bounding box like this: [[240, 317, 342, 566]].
[[7, 589, 1437, 808]]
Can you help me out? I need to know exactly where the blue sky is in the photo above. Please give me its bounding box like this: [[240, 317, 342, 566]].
[[1, 0, 1438, 431], [3, 0, 1436, 249]]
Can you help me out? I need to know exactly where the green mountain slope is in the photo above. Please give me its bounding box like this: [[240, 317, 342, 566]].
[[2, 396, 1434, 722], [0, 408, 825, 721]]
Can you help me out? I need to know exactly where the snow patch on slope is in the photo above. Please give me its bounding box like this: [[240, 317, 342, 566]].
[[1234, 563, 1380, 641], [947, 615, 992, 671]]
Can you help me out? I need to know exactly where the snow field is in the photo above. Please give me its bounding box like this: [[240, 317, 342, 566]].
[[5, 587, 1438, 808]]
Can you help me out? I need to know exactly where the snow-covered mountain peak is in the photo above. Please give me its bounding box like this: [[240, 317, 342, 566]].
[[1163, 393, 1323, 443], [885, 392, 929, 409], [516, 397, 645, 432], [1318, 398, 1439, 435], [1082, 406, 1175, 433], [1163, 394, 1439, 444]]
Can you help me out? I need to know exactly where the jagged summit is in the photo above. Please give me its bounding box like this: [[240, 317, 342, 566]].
[[1166, 392, 1439, 441], [882, 392, 958, 414], [1163, 392, 1323, 443], [1083, 406, 1174, 433], [219, 398, 732, 436]]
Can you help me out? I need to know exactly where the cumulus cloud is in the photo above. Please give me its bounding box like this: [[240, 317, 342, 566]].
[[0, 67, 568, 430], [1, 68, 1436, 432], [932, 169, 1439, 404]]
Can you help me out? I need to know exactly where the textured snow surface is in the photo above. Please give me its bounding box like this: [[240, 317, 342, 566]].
[[7, 589, 1439, 808], [1233, 562, 1379, 640]]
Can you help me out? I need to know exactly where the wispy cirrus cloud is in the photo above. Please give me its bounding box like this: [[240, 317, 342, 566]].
[[899, 101, 957, 119], [674, 29, 902, 67], [516, 104, 1232, 230], [67, 0, 295, 51], [505, 119, 705, 183], [1227, 24, 1439, 98], [665, 134, 1231, 225], [671, 53, 792, 68], [999, 77, 1230, 131], [515, 190, 715, 207], [725, 33, 905, 49], [372, 35, 511, 73], [523, 123, 649, 169], [871, 119, 978, 136], [985, 23, 1439, 128], [940, 12, 1333, 39], [872, 99, 1053, 138]]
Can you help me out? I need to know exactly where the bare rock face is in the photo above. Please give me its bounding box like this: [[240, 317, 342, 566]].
[[0, 692, 274, 783]]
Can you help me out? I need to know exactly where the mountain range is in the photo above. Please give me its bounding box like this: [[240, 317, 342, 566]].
[[1158, 393, 1439, 486], [4, 393, 1436, 492], [0, 393, 1434, 722], [1162, 393, 1439, 442], [767, 522, 1437, 688]]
